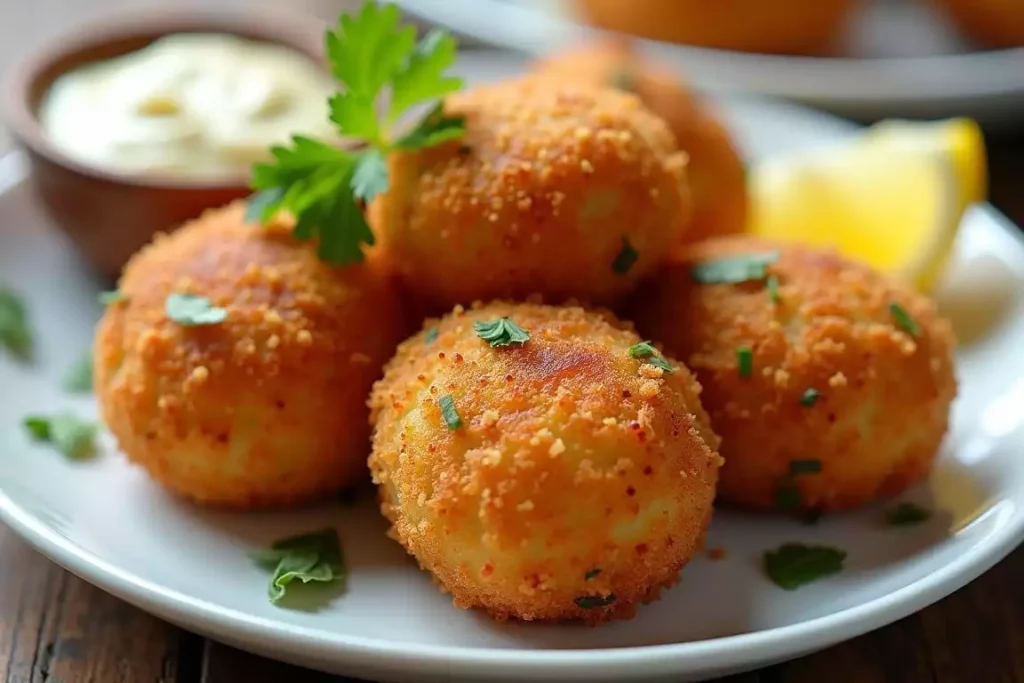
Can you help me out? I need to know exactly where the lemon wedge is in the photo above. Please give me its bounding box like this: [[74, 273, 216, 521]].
[[747, 118, 987, 292]]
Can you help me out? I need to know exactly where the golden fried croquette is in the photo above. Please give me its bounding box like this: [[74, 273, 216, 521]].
[[930, 0, 1024, 48], [368, 301, 721, 623], [94, 201, 405, 508], [575, 0, 854, 56], [631, 237, 957, 512], [371, 80, 691, 312], [531, 40, 747, 244]]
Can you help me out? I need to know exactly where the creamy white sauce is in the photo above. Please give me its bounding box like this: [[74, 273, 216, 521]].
[[39, 33, 338, 179]]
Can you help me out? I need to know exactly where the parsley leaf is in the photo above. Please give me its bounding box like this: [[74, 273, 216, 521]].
[[789, 459, 822, 475], [63, 352, 93, 394], [628, 341, 674, 374], [165, 294, 227, 327], [473, 318, 530, 347], [612, 238, 639, 274], [575, 594, 616, 609], [767, 274, 781, 304], [692, 252, 779, 285], [888, 302, 920, 337], [584, 568, 602, 581], [249, 3, 466, 266], [885, 502, 931, 526], [764, 543, 845, 590], [424, 327, 439, 344], [440, 394, 462, 430], [736, 346, 753, 378], [775, 486, 801, 511], [800, 388, 820, 407], [251, 529, 345, 604], [23, 413, 99, 460], [0, 285, 33, 361], [98, 290, 128, 306]]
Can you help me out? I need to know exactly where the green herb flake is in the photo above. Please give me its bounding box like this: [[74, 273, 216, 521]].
[[764, 543, 846, 590], [888, 302, 920, 337], [98, 290, 128, 306], [23, 413, 99, 460], [250, 529, 345, 604], [775, 485, 801, 511], [165, 294, 227, 327], [584, 568, 602, 581], [612, 238, 639, 274], [789, 459, 822, 475], [800, 508, 824, 525], [473, 318, 530, 348], [628, 340, 674, 374], [800, 388, 820, 407], [608, 64, 636, 92], [424, 327, 439, 345], [692, 252, 779, 285], [62, 352, 93, 394], [574, 594, 616, 609], [767, 274, 781, 304], [0, 285, 33, 360], [736, 346, 753, 378], [439, 394, 462, 430], [248, 4, 466, 265], [885, 502, 931, 526]]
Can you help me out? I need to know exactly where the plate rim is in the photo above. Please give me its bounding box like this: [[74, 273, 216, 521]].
[[2, 92, 1024, 678]]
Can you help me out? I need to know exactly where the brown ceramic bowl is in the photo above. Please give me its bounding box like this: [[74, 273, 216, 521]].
[[2, 8, 329, 279]]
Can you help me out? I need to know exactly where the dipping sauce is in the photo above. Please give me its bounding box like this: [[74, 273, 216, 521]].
[[39, 33, 338, 180]]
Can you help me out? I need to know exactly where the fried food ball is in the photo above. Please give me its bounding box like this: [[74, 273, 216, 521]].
[[930, 0, 1024, 48], [368, 301, 721, 623], [630, 237, 957, 512], [576, 0, 854, 56], [531, 40, 747, 244], [94, 201, 406, 508], [371, 79, 690, 312]]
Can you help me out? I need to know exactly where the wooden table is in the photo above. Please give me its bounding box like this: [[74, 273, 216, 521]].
[[3, 2, 1024, 681]]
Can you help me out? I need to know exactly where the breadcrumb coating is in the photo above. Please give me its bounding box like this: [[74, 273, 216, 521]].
[[94, 201, 406, 508], [371, 79, 691, 312], [368, 301, 721, 623], [630, 237, 957, 512], [530, 39, 747, 244]]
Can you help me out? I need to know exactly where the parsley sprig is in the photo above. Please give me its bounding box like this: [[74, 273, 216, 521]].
[[247, 3, 466, 265]]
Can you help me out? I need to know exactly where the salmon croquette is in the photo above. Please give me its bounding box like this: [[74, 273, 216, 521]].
[[576, 0, 854, 56], [94, 201, 406, 508], [370, 80, 691, 312], [630, 237, 957, 512], [531, 40, 748, 244], [368, 301, 721, 623]]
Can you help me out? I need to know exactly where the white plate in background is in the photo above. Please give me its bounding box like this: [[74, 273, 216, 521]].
[[1, 58, 1024, 682]]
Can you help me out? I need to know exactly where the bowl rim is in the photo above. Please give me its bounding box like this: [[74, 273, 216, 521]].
[[1, 6, 331, 192]]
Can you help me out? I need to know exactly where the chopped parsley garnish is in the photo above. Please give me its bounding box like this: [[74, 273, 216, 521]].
[[767, 274, 781, 304], [692, 252, 779, 285], [888, 302, 920, 337], [764, 543, 845, 590], [165, 294, 227, 327], [250, 529, 345, 605], [0, 285, 33, 360], [23, 413, 99, 460], [473, 318, 530, 347], [801, 508, 824, 525], [736, 346, 753, 378], [775, 486, 801, 511], [885, 502, 931, 526], [424, 327, 439, 344], [247, 3, 466, 265], [800, 388, 820, 407], [574, 594, 616, 609], [608, 64, 636, 92], [98, 290, 128, 306], [584, 568, 602, 581], [628, 340, 674, 374], [63, 352, 93, 394], [789, 459, 822, 475], [439, 394, 462, 430], [612, 237, 638, 274]]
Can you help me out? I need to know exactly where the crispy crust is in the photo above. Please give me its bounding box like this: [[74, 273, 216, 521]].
[[630, 236, 958, 511], [929, 0, 1024, 48], [530, 39, 748, 244], [371, 79, 690, 313], [94, 201, 406, 508], [368, 301, 721, 622]]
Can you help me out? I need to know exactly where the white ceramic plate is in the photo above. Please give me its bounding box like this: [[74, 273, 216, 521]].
[[395, 0, 1024, 125], [3, 70, 1024, 683]]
